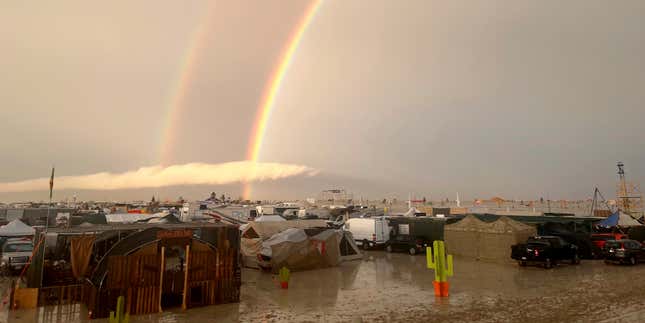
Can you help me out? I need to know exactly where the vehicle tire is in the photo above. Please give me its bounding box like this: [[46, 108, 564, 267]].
[[409, 247, 417, 255], [386, 245, 393, 253], [629, 256, 636, 266], [571, 254, 580, 265], [362, 240, 370, 250], [544, 258, 553, 269], [519, 261, 527, 267]]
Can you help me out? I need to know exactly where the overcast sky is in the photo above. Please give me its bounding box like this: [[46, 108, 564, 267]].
[[1, 0, 644, 202]]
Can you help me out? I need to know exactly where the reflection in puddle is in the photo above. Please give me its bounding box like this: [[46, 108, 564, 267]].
[[3, 251, 645, 322]]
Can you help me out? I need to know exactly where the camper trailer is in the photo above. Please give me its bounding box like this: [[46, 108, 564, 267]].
[[344, 217, 390, 249]]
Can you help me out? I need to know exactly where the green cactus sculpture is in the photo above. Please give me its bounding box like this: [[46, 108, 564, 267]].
[[426, 240, 453, 282], [278, 267, 291, 289], [109, 296, 130, 323]]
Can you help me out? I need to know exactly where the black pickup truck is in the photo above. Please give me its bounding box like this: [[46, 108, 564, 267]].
[[511, 236, 580, 268]]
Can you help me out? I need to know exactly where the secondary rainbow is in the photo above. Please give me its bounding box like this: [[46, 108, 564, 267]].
[[159, 2, 216, 166], [243, 0, 323, 199]]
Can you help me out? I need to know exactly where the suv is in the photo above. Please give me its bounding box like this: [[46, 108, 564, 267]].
[[591, 233, 628, 258], [603, 239, 645, 265], [0, 238, 34, 274]]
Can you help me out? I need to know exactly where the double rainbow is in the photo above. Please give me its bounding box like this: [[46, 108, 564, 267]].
[[160, 0, 323, 199]]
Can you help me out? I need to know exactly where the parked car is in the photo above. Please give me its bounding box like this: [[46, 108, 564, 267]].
[[385, 235, 429, 255], [591, 233, 628, 258], [385, 217, 444, 255], [0, 238, 34, 274], [603, 239, 645, 265], [344, 217, 390, 250], [511, 236, 580, 268]]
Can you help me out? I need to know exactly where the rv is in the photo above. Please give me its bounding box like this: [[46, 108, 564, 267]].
[[344, 217, 390, 249]]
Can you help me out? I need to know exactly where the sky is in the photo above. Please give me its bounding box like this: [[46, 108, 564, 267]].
[[1, 0, 644, 202]]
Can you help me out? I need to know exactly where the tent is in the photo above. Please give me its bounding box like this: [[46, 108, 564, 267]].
[[0, 219, 35, 237], [444, 215, 536, 262], [241, 220, 327, 268], [597, 212, 642, 227], [240, 220, 361, 270], [258, 228, 361, 272], [254, 215, 287, 222], [241, 220, 328, 240]]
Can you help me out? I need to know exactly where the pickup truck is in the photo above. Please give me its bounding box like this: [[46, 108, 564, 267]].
[[511, 236, 580, 268], [0, 238, 34, 274]]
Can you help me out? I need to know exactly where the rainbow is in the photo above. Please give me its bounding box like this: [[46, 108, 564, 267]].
[[243, 0, 323, 199], [159, 2, 217, 166], [158, 1, 322, 199]]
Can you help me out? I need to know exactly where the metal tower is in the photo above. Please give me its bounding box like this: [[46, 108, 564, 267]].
[[616, 162, 643, 216]]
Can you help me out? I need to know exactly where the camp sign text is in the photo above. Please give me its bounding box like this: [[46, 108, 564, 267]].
[[157, 229, 193, 239]]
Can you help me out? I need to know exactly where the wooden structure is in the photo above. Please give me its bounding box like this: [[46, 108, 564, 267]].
[[86, 225, 240, 318], [23, 223, 240, 319]]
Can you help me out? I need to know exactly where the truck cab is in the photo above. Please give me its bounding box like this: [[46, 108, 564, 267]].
[[1, 238, 34, 274]]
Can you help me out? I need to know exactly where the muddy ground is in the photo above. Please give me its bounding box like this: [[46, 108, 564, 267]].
[[2, 251, 645, 322]]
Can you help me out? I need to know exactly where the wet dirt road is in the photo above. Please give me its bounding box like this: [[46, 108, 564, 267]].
[[3, 251, 645, 322]]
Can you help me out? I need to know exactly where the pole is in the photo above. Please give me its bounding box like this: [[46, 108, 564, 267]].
[[181, 244, 190, 310], [40, 166, 54, 289], [39, 198, 50, 288], [158, 246, 165, 313]]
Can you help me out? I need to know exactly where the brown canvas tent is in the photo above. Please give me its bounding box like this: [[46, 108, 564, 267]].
[[444, 215, 536, 262]]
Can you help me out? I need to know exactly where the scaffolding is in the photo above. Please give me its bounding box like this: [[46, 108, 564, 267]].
[[616, 162, 643, 217], [318, 189, 353, 204]]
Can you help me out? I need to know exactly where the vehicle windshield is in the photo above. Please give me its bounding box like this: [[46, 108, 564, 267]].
[[3, 243, 33, 253], [527, 238, 550, 245], [604, 241, 622, 249]]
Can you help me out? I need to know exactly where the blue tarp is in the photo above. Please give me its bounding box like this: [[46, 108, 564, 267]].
[[597, 212, 619, 227]]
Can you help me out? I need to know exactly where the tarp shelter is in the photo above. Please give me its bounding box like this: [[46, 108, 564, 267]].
[[597, 212, 642, 227], [0, 219, 35, 237], [258, 228, 361, 272], [241, 220, 327, 268], [240, 220, 361, 269], [444, 215, 536, 262]]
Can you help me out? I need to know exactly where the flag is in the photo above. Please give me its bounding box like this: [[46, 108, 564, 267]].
[[49, 167, 55, 200]]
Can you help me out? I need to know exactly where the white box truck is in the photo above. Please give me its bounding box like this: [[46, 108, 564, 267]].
[[344, 217, 390, 250]]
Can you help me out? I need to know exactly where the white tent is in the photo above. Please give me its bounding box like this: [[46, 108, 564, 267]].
[[619, 212, 642, 227], [254, 215, 286, 222], [105, 212, 167, 224], [0, 219, 35, 237]]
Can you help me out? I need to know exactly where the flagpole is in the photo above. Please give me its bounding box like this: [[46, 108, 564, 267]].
[[40, 167, 54, 288]]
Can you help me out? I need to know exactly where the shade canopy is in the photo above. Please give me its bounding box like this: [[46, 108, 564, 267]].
[[0, 219, 35, 237], [597, 212, 642, 227]]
